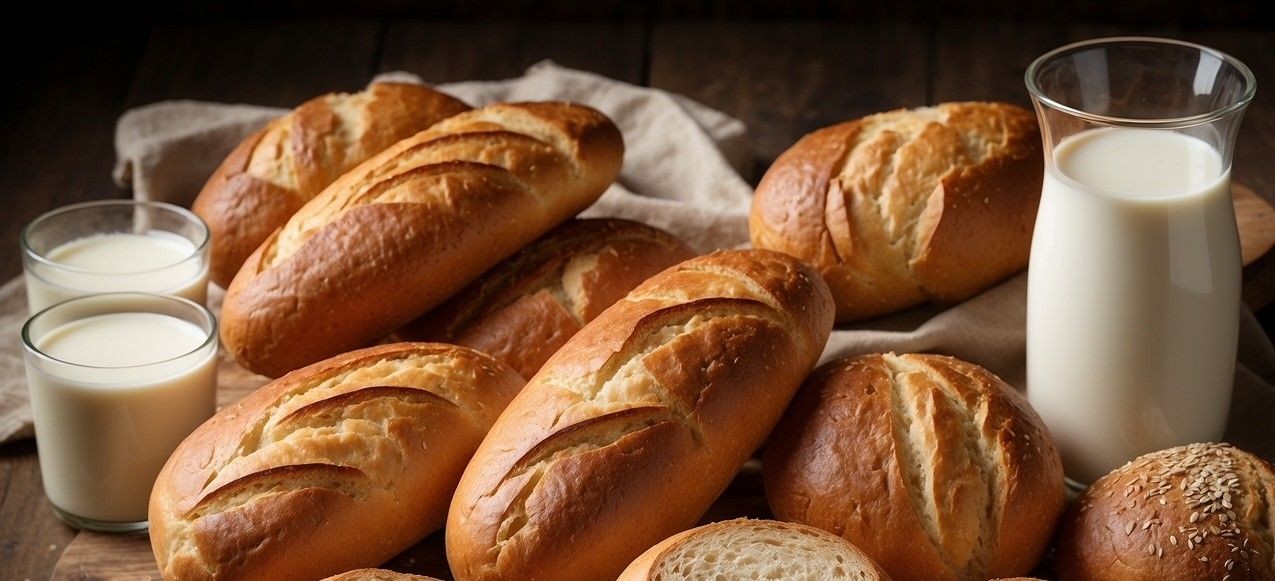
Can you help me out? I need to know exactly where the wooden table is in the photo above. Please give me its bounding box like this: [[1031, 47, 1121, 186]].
[[2, 17, 1274, 580]]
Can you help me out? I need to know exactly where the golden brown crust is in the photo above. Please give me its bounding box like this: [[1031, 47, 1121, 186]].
[[1055, 442, 1275, 581], [321, 569, 441, 581], [220, 102, 625, 378], [193, 83, 471, 288], [148, 343, 524, 581], [395, 218, 696, 379], [617, 518, 890, 580], [749, 102, 1042, 322], [763, 353, 1065, 581], [445, 249, 835, 581]]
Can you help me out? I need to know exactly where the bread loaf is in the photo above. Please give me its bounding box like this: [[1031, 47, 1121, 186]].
[[321, 570, 441, 581], [617, 518, 890, 580], [446, 249, 835, 581], [1055, 442, 1275, 581], [750, 102, 1042, 322], [763, 353, 1065, 581], [193, 83, 471, 287], [148, 343, 524, 581], [395, 218, 696, 379], [221, 102, 624, 377]]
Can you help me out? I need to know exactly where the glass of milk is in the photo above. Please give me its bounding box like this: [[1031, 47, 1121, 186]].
[[1025, 38, 1255, 488], [22, 200, 210, 314], [21, 292, 218, 532]]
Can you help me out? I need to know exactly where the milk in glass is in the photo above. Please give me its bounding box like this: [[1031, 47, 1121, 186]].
[[1027, 128, 1239, 485]]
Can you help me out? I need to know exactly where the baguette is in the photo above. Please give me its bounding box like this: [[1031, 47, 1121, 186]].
[[148, 343, 524, 581], [395, 218, 696, 379], [617, 518, 890, 580], [221, 102, 624, 377], [445, 249, 835, 581], [193, 83, 471, 287], [750, 102, 1042, 322]]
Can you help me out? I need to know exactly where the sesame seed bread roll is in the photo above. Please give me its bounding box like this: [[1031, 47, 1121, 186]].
[[749, 102, 1042, 322], [194, 83, 471, 288], [395, 218, 696, 379], [1056, 442, 1275, 581], [446, 249, 835, 581], [617, 518, 891, 580], [763, 353, 1065, 581]]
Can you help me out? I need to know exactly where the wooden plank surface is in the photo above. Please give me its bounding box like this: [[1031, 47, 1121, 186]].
[[649, 21, 929, 181], [124, 20, 384, 107], [380, 21, 646, 84]]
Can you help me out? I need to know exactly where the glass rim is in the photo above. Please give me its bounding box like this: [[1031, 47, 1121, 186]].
[[1025, 36, 1257, 129], [20, 199, 210, 276], [21, 292, 218, 372]]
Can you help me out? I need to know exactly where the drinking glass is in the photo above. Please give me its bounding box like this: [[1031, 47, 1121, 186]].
[[1025, 37, 1255, 488], [22, 292, 218, 532], [22, 200, 210, 314]]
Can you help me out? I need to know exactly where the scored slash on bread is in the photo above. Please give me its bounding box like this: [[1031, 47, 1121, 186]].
[[763, 353, 1065, 581], [148, 343, 524, 581], [193, 83, 471, 288], [220, 101, 624, 378], [617, 518, 891, 580], [750, 102, 1042, 322], [445, 249, 835, 581], [395, 218, 696, 379]]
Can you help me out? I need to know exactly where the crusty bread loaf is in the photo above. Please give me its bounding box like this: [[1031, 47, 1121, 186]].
[[395, 218, 696, 379], [193, 83, 471, 287], [750, 102, 1042, 322], [321, 570, 441, 581], [221, 102, 624, 377], [148, 343, 524, 581], [764, 353, 1065, 581], [1056, 442, 1275, 581], [446, 249, 835, 581], [617, 518, 890, 580]]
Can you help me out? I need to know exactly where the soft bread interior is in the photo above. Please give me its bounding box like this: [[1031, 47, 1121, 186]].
[[652, 520, 882, 580]]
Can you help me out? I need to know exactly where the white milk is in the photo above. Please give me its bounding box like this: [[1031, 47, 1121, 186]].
[[25, 232, 208, 314], [26, 312, 216, 523], [1028, 128, 1240, 485]]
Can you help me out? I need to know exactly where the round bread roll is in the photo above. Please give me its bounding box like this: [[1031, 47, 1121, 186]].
[[1056, 442, 1275, 581], [749, 102, 1042, 322], [617, 518, 889, 580], [321, 570, 441, 581], [764, 353, 1065, 581]]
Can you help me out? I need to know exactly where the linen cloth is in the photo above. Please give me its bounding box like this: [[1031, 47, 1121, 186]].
[[2, 62, 1271, 465]]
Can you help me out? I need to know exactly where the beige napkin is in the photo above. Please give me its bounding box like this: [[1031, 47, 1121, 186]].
[[4, 62, 1273, 464]]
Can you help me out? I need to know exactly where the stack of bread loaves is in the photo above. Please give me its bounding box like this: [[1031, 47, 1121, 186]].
[[148, 88, 1270, 581]]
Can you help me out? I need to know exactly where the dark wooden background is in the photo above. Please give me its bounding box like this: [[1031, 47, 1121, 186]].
[[2, 2, 1274, 579]]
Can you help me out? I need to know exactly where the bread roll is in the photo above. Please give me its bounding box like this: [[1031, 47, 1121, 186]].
[[750, 102, 1042, 322], [148, 343, 524, 581], [395, 218, 696, 379], [763, 353, 1065, 581], [1056, 442, 1275, 581], [221, 102, 624, 377], [446, 249, 835, 581], [193, 83, 471, 287], [617, 518, 890, 580], [321, 570, 441, 581]]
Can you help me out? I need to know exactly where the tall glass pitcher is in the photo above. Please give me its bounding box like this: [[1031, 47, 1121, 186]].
[[1024, 37, 1255, 487]]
